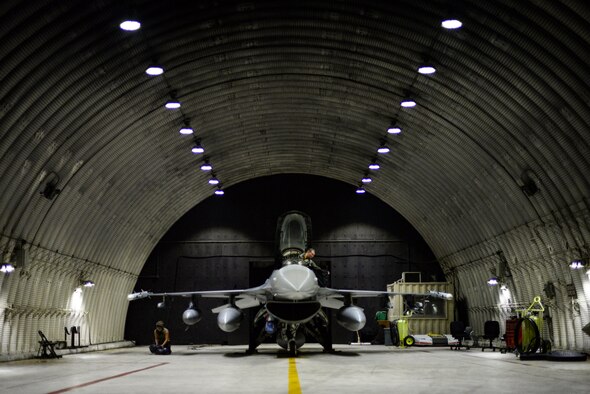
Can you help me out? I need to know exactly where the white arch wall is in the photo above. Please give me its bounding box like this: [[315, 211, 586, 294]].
[[440, 205, 590, 351], [0, 0, 589, 356], [0, 235, 137, 355]]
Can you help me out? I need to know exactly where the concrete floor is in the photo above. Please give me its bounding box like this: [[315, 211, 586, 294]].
[[1, 344, 589, 394]]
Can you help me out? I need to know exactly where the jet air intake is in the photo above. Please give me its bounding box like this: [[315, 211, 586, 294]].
[[267, 301, 321, 323], [217, 306, 243, 332], [336, 306, 366, 331]]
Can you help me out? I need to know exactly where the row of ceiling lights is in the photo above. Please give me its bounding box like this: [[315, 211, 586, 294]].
[[120, 21, 225, 196], [356, 18, 463, 194], [121, 16, 462, 197]]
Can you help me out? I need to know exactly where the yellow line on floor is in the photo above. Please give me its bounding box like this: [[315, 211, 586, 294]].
[[288, 357, 302, 394]]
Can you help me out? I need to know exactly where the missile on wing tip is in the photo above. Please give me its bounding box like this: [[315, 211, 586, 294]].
[[127, 291, 150, 301], [428, 290, 453, 300]]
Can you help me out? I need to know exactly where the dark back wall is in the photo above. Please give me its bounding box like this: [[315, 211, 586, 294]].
[[125, 174, 444, 346]]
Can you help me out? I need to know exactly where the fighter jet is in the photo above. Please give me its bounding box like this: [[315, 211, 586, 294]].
[[128, 211, 452, 355]]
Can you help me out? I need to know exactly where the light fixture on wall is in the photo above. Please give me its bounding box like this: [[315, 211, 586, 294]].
[[0, 263, 15, 274], [2, 240, 28, 275], [487, 276, 509, 290], [569, 259, 586, 270], [486, 251, 513, 288], [543, 281, 556, 299], [78, 274, 95, 287], [520, 169, 539, 196], [81, 280, 95, 287], [40, 172, 61, 200]]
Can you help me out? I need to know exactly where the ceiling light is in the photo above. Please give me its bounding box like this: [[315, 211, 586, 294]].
[[214, 188, 225, 196], [0, 263, 15, 274], [119, 20, 141, 31], [165, 100, 181, 109], [418, 66, 436, 74], [400, 99, 416, 108], [191, 142, 205, 154], [361, 175, 372, 184], [368, 162, 380, 170], [441, 19, 463, 29], [356, 186, 366, 194], [570, 259, 586, 270], [201, 161, 213, 171], [208, 175, 220, 185], [387, 122, 402, 134], [145, 66, 164, 76], [377, 144, 390, 154], [180, 119, 194, 135], [487, 277, 499, 286]]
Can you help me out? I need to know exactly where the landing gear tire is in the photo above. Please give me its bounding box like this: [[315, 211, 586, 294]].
[[289, 341, 297, 357], [403, 335, 415, 347]]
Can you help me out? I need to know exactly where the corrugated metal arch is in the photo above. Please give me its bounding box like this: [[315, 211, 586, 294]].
[[0, 0, 589, 355]]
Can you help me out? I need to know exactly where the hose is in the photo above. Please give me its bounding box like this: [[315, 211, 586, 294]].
[[514, 317, 540, 354], [390, 320, 400, 346]]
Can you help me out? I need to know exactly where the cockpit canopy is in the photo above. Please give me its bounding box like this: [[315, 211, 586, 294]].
[[277, 211, 311, 258]]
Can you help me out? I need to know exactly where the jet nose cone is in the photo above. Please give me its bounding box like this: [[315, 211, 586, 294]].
[[281, 265, 311, 290], [272, 265, 318, 300]]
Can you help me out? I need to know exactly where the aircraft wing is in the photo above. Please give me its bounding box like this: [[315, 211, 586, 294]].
[[319, 288, 452, 299], [127, 283, 269, 303], [316, 288, 452, 309]]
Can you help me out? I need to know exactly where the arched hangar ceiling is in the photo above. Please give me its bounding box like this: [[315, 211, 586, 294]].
[[1, 1, 590, 351], [1, 0, 588, 264]]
